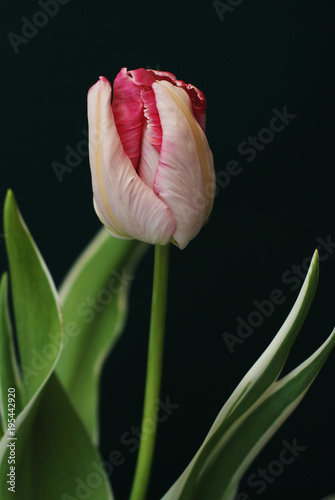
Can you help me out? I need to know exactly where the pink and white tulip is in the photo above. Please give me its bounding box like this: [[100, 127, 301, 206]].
[[87, 67, 215, 249]]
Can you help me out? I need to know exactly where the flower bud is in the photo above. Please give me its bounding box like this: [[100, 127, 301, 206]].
[[87, 68, 215, 249]]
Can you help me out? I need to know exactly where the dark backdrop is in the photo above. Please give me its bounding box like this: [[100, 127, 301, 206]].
[[2, 1, 335, 499]]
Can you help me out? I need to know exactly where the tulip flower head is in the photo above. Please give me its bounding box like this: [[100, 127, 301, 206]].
[[87, 68, 215, 249]]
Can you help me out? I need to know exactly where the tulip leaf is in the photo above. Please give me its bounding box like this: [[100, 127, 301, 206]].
[[162, 250, 335, 500], [0, 273, 23, 431], [0, 193, 113, 499], [0, 373, 114, 500], [56, 228, 148, 443], [188, 325, 335, 500], [3, 190, 63, 404], [0, 190, 64, 496]]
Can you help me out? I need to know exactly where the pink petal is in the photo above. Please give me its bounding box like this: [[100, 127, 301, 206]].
[[128, 69, 164, 152], [128, 68, 158, 86], [128, 68, 206, 148], [111, 68, 144, 169], [152, 80, 215, 249], [130, 68, 177, 86], [87, 77, 176, 245], [140, 87, 163, 152]]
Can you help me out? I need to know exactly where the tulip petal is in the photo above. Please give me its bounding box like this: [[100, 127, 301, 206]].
[[87, 77, 176, 245], [130, 68, 207, 133], [128, 68, 160, 87], [127, 69, 163, 152], [111, 68, 144, 169], [152, 70, 207, 133], [140, 87, 163, 152], [137, 123, 160, 189], [152, 81, 215, 249], [180, 83, 207, 133]]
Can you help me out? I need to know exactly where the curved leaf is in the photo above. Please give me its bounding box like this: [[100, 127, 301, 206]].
[[191, 326, 335, 500], [56, 228, 148, 442], [0, 190, 64, 496], [3, 190, 63, 403], [162, 250, 330, 499], [0, 273, 23, 431], [0, 193, 114, 500], [0, 373, 114, 500]]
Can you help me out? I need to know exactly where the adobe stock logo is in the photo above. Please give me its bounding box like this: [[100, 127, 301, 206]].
[[7, 0, 71, 55], [236, 438, 307, 499], [213, 0, 244, 22], [61, 397, 179, 499], [52, 129, 89, 183], [223, 234, 335, 354], [214, 106, 297, 193], [236, 107, 297, 163]]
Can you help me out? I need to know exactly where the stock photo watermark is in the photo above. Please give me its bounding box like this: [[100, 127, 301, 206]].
[[51, 63, 160, 184], [215, 106, 297, 193], [61, 396, 180, 499], [52, 104, 297, 207], [222, 234, 335, 353], [235, 437, 306, 499], [213, 0, 244, 22], [6, 388, 17, 493], [7, 0, 71, 55], [52, 129, 89, 182]]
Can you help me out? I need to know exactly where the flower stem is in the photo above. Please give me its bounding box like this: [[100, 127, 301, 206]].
[[129, 244, 170, 500]]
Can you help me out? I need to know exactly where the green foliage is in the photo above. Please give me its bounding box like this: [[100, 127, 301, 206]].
[[0, 191, 334, 500], [56, 228, 147, 442], [0, 192, 146, 499], [162, 251, 335, 500]]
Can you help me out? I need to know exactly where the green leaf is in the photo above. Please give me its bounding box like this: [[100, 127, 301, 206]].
[[190, 326, 335, 500], [162, 250, 335, 500], [0, 193, 113, 500], [3, 190, 63, 404], [0, 190, 64, 497], [0, 374, 114, 500], [0, 273, 23, 431], [56, 228, 148, 442]]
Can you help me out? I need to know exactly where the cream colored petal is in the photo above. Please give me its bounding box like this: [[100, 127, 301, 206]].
[[153, 81, 215, 249], [87, 77, 176, 245]]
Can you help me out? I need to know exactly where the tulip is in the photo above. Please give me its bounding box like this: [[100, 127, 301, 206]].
[[87, 67, 215, 249]]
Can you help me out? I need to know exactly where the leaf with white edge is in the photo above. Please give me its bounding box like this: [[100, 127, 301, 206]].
[[3, 190, 63, 403], [0, 273, 23, 431], [162, 250, 321, 499], [0, 190, 64, 495], [188, 326, 335, 500], [0, 373, 114, 500], [0, 193, 113, 500], [56, 228, 148, 442]]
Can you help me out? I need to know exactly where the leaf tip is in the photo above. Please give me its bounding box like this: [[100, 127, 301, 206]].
[[4, 189, 15, 206], [309, 248, 319, 280], [4, 189, 17, 222]]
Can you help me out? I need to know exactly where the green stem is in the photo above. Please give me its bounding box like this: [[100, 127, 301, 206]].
[[129, 244, 170, 500]]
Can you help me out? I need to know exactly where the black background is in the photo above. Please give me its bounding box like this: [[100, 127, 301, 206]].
[[2, 1, 335, 499]]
